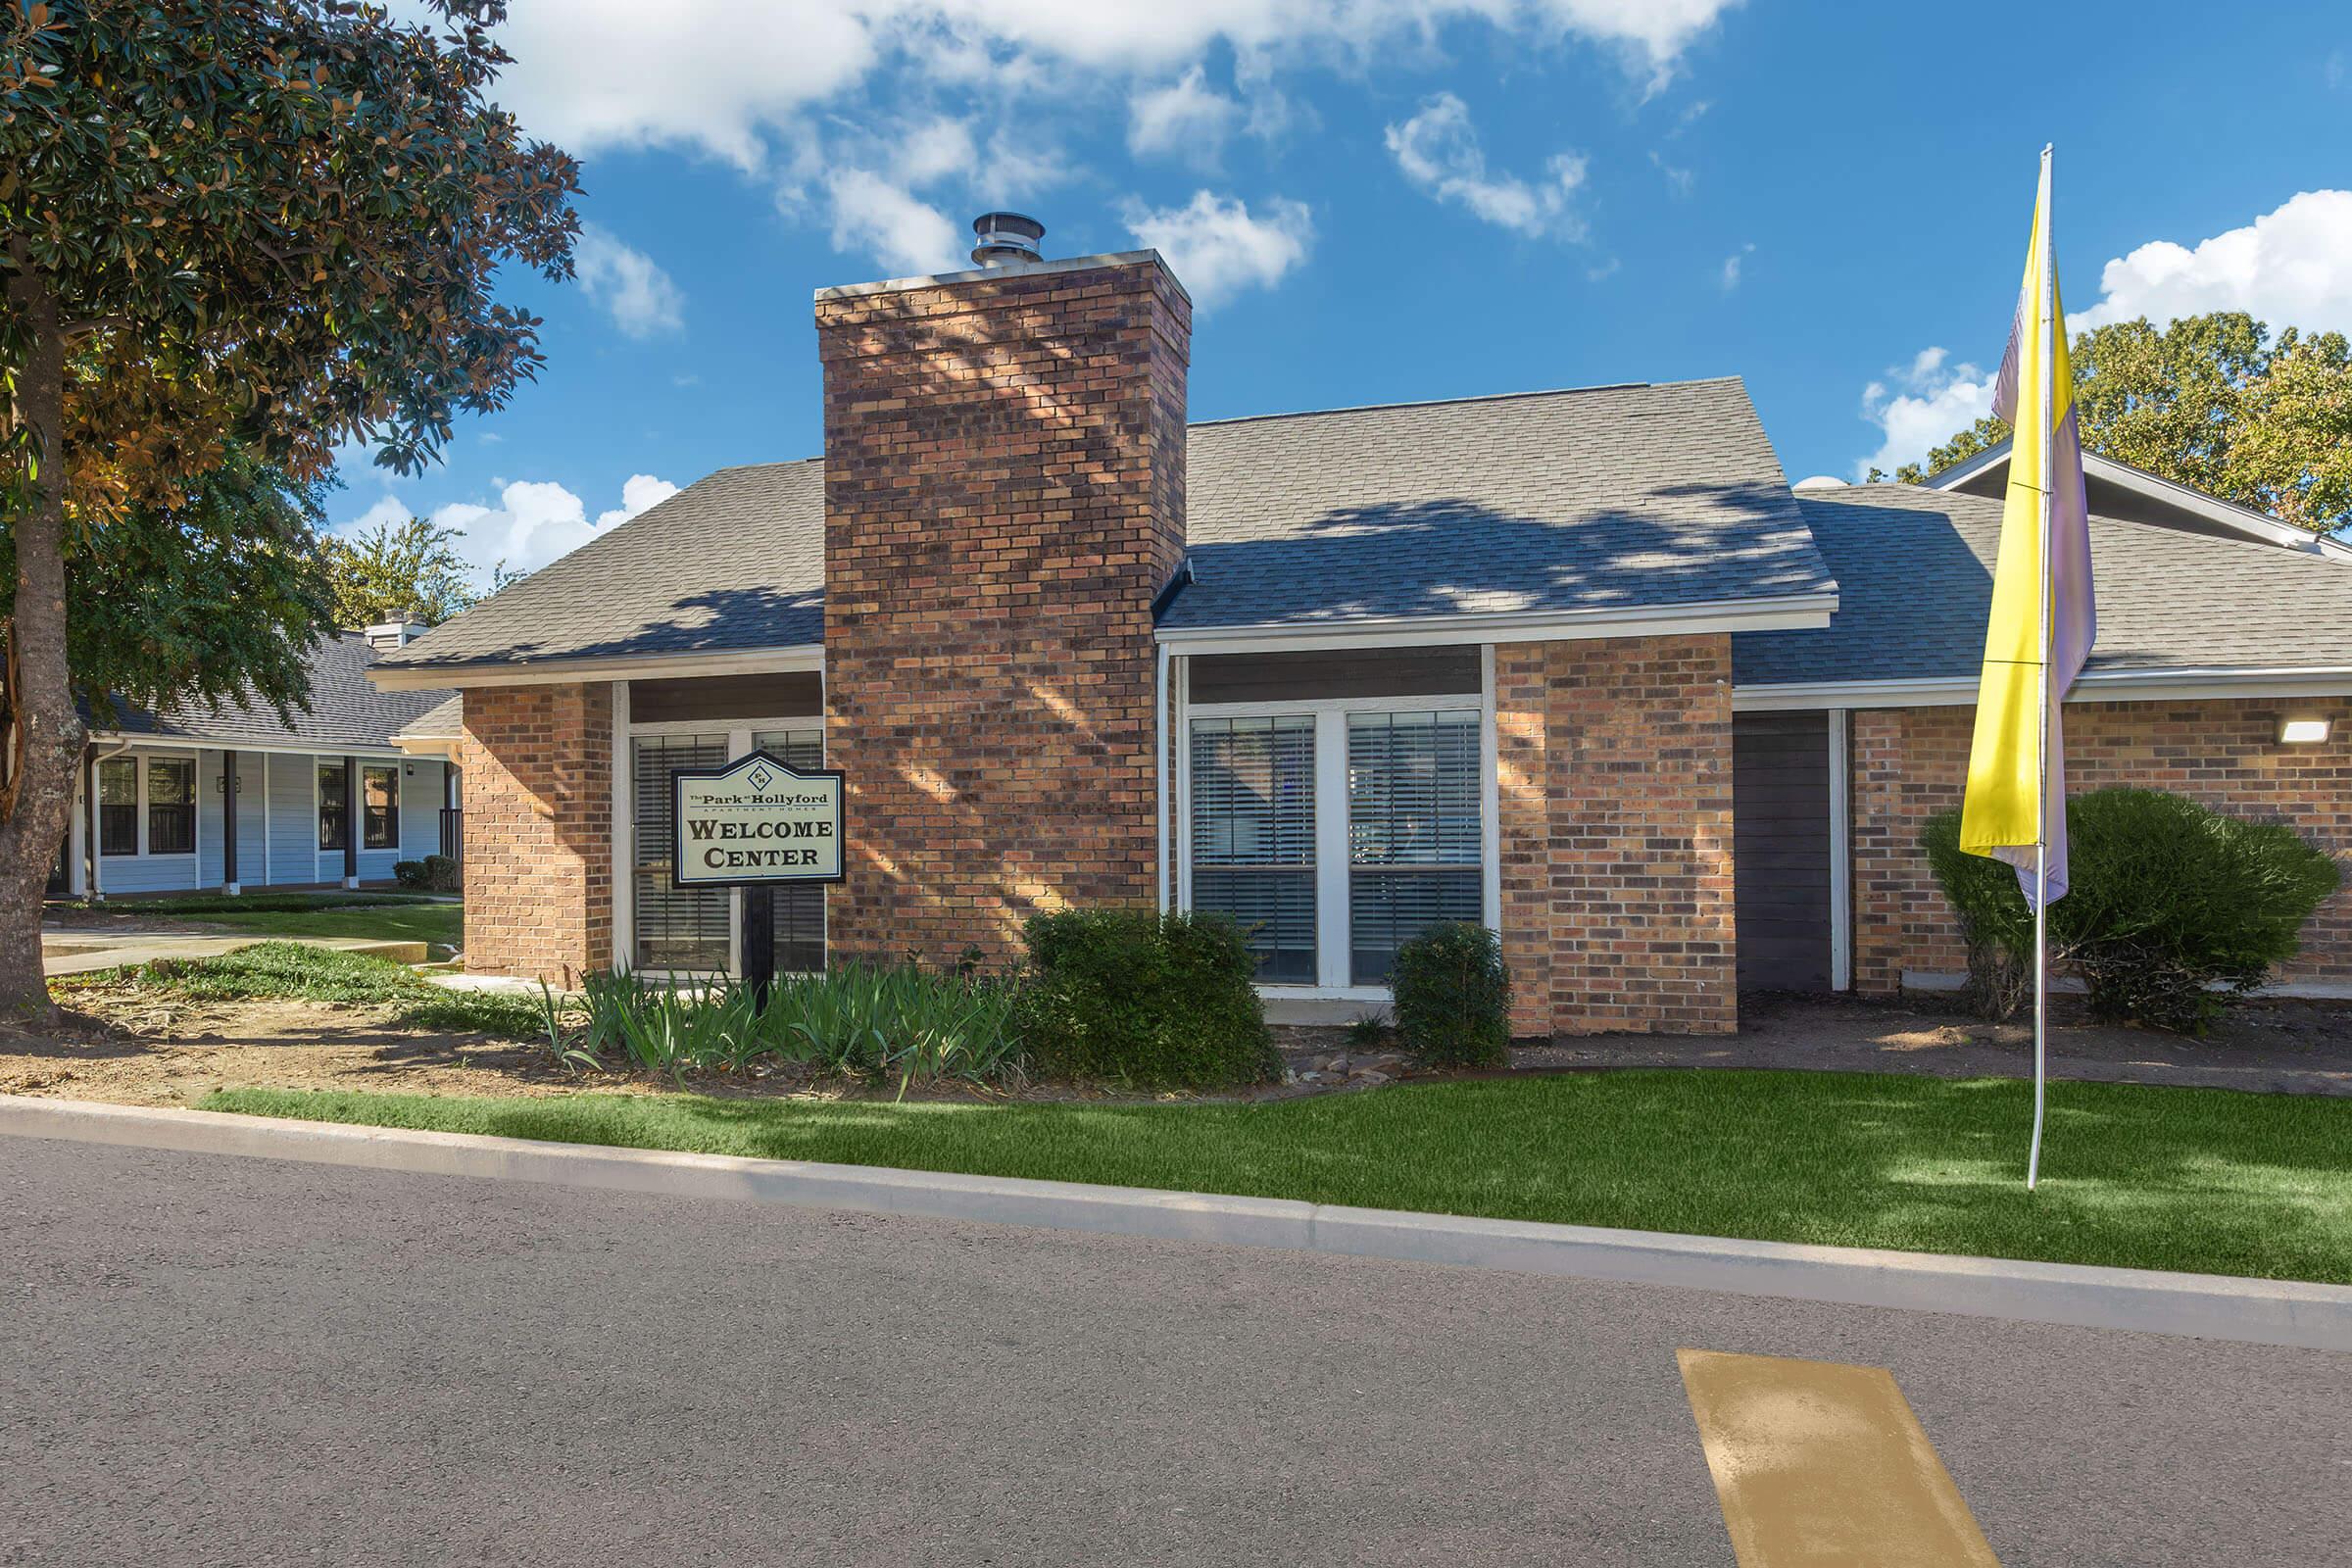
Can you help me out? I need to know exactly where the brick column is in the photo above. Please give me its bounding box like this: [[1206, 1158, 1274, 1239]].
[[458, 682, 612, 984], [816, 254, 1191, 965], [1494, 634, 1738, 1036]]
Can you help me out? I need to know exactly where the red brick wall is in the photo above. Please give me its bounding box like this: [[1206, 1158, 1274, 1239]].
[[458, 682, 612, 984], [1496, 635, 1738, 1036], [816, 256, 1192, 963], [1852, 697, 2352, 993]]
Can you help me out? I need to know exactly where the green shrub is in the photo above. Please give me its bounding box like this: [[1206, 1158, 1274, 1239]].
[[1014, 907, 1278, 1089], [1923, 788, 2341, 1033], [421, 854, 461, 892], [1389, 922, 1511, 1067], [393, 859, 428, 890]]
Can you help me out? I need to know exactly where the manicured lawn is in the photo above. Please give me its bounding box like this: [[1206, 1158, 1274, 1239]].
[[185, 902, 462, 951], [50, 893, 461, 954], [203, 1069, 2352, 1282], [60, 942, 536, 1038]]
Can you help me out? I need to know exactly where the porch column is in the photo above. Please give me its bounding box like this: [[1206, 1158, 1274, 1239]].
[[220, 749, 240, 895], [84, 749, 101, 902], [342, 754, 361, 889]]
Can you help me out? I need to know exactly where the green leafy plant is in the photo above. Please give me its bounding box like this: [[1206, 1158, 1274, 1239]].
[[567, 964, 1024, 1092], [1345, 1012, 1392, 1052], [392, 860, 428, 891], [1390, 922, 1511, 1068], [1014, 908, 1278, 1090], [421, 855, 462, 893], [1923, 789, 2342, 1033], [534, 981, 598, 1075]]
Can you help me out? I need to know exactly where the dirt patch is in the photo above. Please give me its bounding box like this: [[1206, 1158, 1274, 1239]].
[[4, 990, 2346, 1110]]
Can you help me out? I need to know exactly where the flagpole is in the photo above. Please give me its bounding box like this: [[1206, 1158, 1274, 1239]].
[[2028, 143, 2054, 1192]]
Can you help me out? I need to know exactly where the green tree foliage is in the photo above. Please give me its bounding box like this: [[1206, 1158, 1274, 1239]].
[[0, 1, 579, 1015], [1881, 314, 2352, 535], [1, 445, 335, 728], [1922, 790, 2341, 1034], [321, 514, 480, 627]]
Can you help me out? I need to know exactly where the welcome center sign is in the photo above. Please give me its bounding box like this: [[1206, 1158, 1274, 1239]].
[[670, 751, 846, 888]]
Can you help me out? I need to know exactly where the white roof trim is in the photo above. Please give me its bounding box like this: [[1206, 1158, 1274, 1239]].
[[1931, 442, 2352, 560], [1734, 665, 2352, 710], [1155, 591, 1838, 656], [88, 731, 410, 760], [368, 644, 825, 691]]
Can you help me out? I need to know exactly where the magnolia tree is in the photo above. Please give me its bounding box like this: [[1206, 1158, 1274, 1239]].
[[0, 1, 578, 1018]]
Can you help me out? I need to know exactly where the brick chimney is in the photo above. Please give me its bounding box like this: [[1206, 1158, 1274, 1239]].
[[816, 219, 1192, 964]]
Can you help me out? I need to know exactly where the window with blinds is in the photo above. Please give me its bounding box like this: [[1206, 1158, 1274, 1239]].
[[752, 729, 827, 974], [1347, 709, 1484, 985], [1190, 714, 1316, 983], [634, 733, 732, 972]]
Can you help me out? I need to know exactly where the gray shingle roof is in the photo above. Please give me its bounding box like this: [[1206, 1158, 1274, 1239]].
[[100, 633, 455, 750], [1733, 485, 2352, 687], [375, 379, 1831, 671], [1166, 378, 1831, 630], [392, 694, 462, 741], [378, 460, 824, 670]]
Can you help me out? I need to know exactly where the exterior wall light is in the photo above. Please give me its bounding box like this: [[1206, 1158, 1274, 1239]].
[[2278, 716, 2332, 745]]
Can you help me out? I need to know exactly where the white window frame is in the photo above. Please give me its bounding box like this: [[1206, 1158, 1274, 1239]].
[[97, 749, 202, 862], [1176, 646, 1500, 1002], [614, 697, 827, 981]]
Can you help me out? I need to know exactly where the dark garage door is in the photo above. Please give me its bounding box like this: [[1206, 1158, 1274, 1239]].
[[1733, 710, 1834, 992]]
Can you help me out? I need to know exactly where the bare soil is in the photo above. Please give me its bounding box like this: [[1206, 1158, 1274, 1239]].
[[3, 989, 2345, 1111]]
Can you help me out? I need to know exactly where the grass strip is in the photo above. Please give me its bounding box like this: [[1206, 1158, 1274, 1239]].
[[203, 1069, 2352, 1283], [59, 941, 537, 1038], [49, 893, 444, 916]]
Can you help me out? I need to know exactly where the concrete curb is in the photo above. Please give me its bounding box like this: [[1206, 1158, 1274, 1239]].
[[4, 1093, 2347, 1352]]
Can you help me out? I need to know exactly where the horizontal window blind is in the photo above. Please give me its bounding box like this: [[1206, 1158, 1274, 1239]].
[[634, 733, 730, 972], [1348, 710, 1482, 866], [1347, 710, 1483, 985], [1191, 716, 1315, 982]]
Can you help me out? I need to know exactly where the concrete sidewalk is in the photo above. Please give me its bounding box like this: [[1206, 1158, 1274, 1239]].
[[41, 928, 429, 975]]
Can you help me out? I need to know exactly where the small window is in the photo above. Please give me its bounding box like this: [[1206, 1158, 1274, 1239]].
[[98, 759, 138, 858], [318, 762, 349, 852], [145, 758, 195, 856], [363, 765, 399, 851]]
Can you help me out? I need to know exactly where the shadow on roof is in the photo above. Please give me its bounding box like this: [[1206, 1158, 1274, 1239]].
[[1168, 483, 1828, 628]]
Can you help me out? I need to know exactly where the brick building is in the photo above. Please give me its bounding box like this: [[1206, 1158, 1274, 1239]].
[[368, 218, 2352, 1029]]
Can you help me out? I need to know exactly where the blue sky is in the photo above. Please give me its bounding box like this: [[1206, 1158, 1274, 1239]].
[[344, 0, 2352, 583]]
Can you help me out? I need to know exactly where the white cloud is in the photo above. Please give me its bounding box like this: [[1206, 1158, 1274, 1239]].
[[1384, 93, 1588, 240], [824, 171, 966, 276], [1650, 150, 1694, 197], [1719, 241, 1753, 291], [484, 1, 1739, 169], [1122, 190, 1313, 308], [572, 225, 685, 339], [2071, 189, 2352, 335], [1856, 346, 1997, 480], [340, 473, 680, 583], [1129, 67, 1241, 166]]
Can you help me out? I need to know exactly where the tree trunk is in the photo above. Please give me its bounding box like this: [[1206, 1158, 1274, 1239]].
[[0, 270, 85, 1022]]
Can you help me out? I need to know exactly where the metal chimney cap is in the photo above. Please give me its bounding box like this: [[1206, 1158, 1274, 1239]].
[[970, 211, 1046, 268]]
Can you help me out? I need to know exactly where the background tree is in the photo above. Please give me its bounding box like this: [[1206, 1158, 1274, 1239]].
[[0, 1, 579, 1017], [321, 515, 482, 627], [0, 447, 336, 732], [1875, 313, 2352, 536]]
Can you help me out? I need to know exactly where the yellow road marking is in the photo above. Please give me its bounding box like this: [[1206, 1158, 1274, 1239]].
[[1679, 1349, 2001, 1567]]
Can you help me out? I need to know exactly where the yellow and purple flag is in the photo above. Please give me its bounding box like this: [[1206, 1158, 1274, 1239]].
[[1960, 150, 2096, 908]]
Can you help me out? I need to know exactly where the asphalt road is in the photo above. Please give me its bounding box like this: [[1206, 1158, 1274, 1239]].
[[2, 1137, 2345, 1567]]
